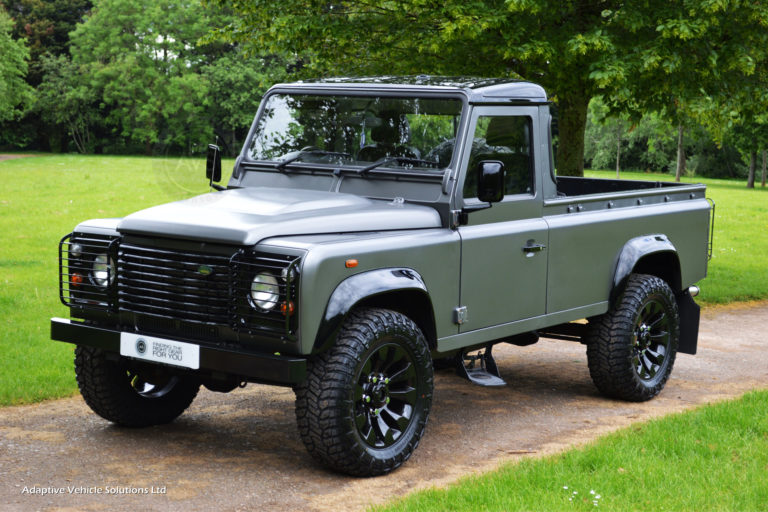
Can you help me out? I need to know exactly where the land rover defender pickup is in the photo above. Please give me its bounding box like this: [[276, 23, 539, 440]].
[[52, 76, 712, 476]]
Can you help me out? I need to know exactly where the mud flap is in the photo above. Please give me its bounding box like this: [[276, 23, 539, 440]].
[[456, 345, 506, 387], [677, 290, 700, 355]]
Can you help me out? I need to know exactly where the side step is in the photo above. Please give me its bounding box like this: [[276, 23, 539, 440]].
[[456, 345, 506, 387]]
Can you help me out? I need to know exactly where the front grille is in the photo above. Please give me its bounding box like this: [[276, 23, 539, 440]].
[[117, 243, 231, 325], [115, 242, 301, 339], [59, 233, 118, 310]]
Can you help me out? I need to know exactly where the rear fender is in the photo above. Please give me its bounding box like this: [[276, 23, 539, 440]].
[[612, 234, 697, 355], [612, 234, 681, 304]]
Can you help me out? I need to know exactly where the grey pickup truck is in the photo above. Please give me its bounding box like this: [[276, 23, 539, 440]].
[[52, 76, 713, 476]]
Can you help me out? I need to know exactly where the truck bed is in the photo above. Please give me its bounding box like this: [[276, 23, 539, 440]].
[[555, 176, 694, 197], [546, 175, 708, 215]]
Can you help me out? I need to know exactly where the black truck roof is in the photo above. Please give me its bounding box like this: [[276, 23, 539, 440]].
[[272, 75, 548, 104]]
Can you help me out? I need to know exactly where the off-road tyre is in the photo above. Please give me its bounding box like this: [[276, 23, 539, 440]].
[[295, 308, 433, 476], [586, 273, 680, 402], [74, 346, 200, 427]]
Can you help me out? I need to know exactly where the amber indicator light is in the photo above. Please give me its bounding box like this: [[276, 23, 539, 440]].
[[70, 273, 84, 287], [345, 259, 359, 268], [281, 301, 295, 316]]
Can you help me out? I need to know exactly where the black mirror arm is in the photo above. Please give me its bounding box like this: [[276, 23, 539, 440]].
[[210, 183, 226, 191], [458, 202, 492, 226]]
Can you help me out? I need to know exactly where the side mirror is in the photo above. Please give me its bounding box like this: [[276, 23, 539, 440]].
[[477, 160, 505, 203], [206, 144, 222, 183]]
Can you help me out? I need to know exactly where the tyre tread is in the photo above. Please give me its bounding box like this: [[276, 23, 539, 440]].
[[586, 274, 680, 402], [295, 308, 433, 476], [74, 346, 199, 427]]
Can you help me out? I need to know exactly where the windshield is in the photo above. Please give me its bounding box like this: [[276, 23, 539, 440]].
[[248, 94, 463, 170]]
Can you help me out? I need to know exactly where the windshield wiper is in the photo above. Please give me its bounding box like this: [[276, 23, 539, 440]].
[[357, 156, 439, 175], [275, 149, 351, 171]]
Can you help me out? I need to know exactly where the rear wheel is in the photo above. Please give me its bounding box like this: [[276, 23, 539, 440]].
[[75, 346, 200, 427], [586, 274, 679, 402], [295, 308, 433, 476]]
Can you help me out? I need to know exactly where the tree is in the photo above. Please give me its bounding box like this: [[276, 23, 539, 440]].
[[691, 53, 768, 188], [585, 97, 680, 174], [201, 52, 289, 155], [0, 1, 92, 150], [34, 54, 98, 152], [1, 0, 92, 82], [0, 7, 33, 123], [210, 0, 768, 177], [69, 0, 216, 153]]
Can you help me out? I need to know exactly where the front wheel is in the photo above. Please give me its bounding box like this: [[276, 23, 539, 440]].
[[75, 346, 200, 427], [295, 308, 433, 476], [586, 273, 680, 402]]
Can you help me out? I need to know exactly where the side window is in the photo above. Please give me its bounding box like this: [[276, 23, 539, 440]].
[[463, 116, 533, 199]]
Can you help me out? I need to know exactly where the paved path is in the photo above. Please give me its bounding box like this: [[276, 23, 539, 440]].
[[2, 303, 767, 512], [0, 154, 36, 162]]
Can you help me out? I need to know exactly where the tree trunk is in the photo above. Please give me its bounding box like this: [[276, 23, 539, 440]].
[[555, 94, 589, 177], [747, 151, 756, 188], [675, 124, 685, 182], [615, 122, 621, 179], [762, 150, 766, 188]]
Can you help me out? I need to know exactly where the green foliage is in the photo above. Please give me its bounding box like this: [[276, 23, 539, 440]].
[[34, 54, 98, 153], [211, 0, 768, 178], [69, 0, 216, 153], [0, 0, 92, 150], [377, 390, 768, 512], [0, 0, 92, 81], [201, 52, 288, 154], [0, 7, 33, 122], [584, 98, 748, 178]]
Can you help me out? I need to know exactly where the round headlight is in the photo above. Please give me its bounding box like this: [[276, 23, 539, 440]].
[[69, 243, 83, 258], [250, 272, 280, 311], [92, 253, 115, 287]]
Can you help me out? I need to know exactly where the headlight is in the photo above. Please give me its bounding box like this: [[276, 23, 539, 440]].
[[92, 253, 115, 287], [69, 243, 83, 258], [250, 272, 280, 311]]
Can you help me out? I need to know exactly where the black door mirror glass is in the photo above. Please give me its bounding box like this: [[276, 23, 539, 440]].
[[477, 160, 505, 203], [206, 144, 222, 183]]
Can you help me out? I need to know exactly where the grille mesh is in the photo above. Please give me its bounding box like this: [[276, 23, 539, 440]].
[[118, 244, 232, 324], [116, 242, 299, 338]]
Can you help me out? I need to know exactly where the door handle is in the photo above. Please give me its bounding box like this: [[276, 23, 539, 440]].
[[522, 241, 547, 254]]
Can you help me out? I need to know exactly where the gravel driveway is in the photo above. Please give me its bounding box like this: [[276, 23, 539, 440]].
[[2, 302, 767, 512]]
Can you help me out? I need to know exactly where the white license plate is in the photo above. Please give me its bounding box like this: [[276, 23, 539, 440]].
[[119, 332, 200, 370]]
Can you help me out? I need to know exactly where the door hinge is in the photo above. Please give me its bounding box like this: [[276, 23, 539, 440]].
[[453, 306, 468, 325]]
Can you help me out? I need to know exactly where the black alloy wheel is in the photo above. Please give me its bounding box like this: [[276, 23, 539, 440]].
[[586, 273, 680, 402], [354, 342, 419, 448], [632, 298, 673, 382], [295, 307, 433, 476]]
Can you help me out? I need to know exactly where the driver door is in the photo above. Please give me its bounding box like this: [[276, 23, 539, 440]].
[[457, 106, 548, 332]]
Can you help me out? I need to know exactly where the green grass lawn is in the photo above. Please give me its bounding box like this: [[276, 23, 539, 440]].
[[376, 389, 768, 512], [0, 154, 231, 405], [0, 158, 765, 406]]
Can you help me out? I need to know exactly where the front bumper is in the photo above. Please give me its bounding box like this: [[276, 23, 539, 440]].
[[51, 317, 307, 386]]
